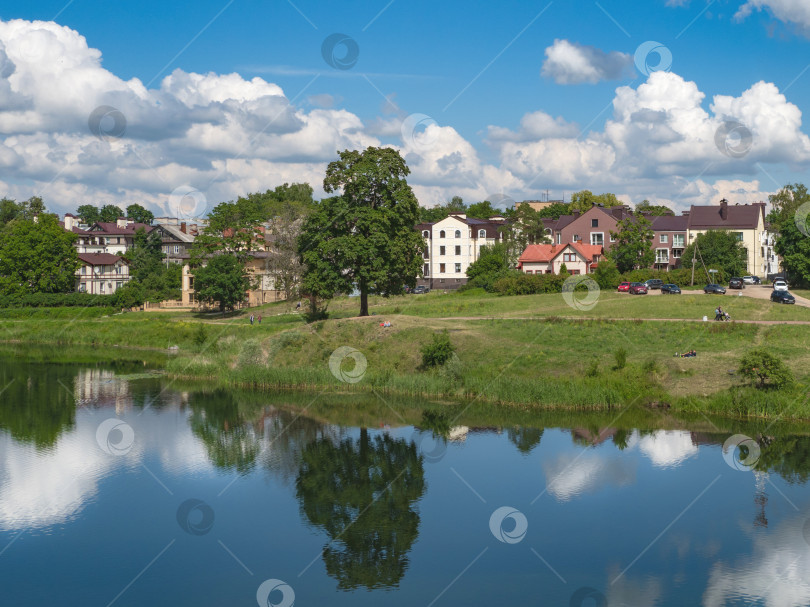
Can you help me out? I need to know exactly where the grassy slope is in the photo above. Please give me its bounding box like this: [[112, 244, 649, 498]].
[[1, 290, 808, 419]]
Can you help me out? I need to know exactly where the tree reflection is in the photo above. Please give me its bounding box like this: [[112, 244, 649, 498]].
[[507, 426, 544, 454], [0, 362, 75, 448], [295, 428, 426, 590]]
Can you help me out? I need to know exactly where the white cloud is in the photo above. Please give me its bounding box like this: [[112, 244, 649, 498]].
[[542, 452, 636, 501], [736, 0, 810, 35], [541, 39, 633, 85], [637, 430, 698, 468]]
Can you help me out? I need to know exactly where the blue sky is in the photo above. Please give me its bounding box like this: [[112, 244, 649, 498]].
[[1, 0, 809, 214]]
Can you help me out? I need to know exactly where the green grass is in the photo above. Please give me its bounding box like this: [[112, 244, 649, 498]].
[[1, 292, 808, 420]]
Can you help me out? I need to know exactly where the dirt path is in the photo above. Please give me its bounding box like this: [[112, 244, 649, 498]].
[[424, 316, 810, 325]]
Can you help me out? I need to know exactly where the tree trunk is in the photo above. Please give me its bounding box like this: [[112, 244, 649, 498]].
[[359, 282, 369, 316]]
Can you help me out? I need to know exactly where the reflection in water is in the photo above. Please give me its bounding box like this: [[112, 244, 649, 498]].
[[507, 426, 543, 454], [296, 428, 426, 590], [542, 452, 637, 501], [637, 430, 699, 468], [704, 512, 810, 607]]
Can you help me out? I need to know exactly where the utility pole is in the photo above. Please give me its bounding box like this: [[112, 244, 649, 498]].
[[691, 241, 696, 286]]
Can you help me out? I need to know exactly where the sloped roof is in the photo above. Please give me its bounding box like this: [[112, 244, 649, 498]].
[[687, 203, 764, 229], [651, 215, 688, 231], [77, 253, 127, 265], [155, 223, 195, 243], [89, 221, 155, 235], [518, 242, 602, 264]]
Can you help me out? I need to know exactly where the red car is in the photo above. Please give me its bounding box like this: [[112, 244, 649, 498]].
[[618, 281, 631, 292], [629, 282, 648, 294]]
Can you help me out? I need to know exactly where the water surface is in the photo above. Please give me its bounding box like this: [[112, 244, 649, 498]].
[[1, 357, 810, 606]]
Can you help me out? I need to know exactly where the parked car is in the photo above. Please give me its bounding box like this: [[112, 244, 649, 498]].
[[728, 277, 745, 289], [742, 276, 761, 285], [644, 279, 664, 290], [661, 284, 681, 294], [704, 284, 726, 294], [617, 282, 631, 292], [772, 279, 789, 292], [629, 282, 648, 295], [771, 290, 796, 304], [412, 286, 429, 294]]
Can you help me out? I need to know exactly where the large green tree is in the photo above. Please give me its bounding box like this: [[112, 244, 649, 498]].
[[76, 204, 101, 225], [570, 190, 620, 213], [0, 214, 78, 296], [682, 230, 748, 283], [769, 183, 810, 286], [299, 147, 424, 316], [126, 203, 155, 225], [0, 196, 47, 227], [192, 253, 252, 313], [609, 214, 655, 272], [124, 228, 181, 301], [635, 199, 674, 216], [296, 429, 426, 590], [99, 204, 124, 223], [465, 243, 512, 291]]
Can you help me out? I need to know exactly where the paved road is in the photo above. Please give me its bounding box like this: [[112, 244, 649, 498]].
[[646, 284, 810, 308]]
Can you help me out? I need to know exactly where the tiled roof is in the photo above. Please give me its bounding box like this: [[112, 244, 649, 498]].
[[518, 242, 602, 264], [687, 203, 764, 229], [77, 253, 127, 265]]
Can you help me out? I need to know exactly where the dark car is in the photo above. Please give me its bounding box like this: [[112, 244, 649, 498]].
[[704, 284, 726, 294], [771, 290, 796, 304], [728, 277, 745, 289], [661, 284, 681, 294], [412, 286, 429, 294], [644, 279, 664, 290], [629, 282, 648, 295]]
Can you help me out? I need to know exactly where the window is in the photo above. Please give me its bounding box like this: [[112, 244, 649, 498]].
[[81, 266, 86, 275], [439, 263, 446, 273], [116, 281, 122, 290], [455, 245, 461, 255], [455, 230, 461, 238], [423, 230, 429, 238], [673, 234, 684, 247], [173, 245, 180, 254], [735, 232, 744, 241], [556, 234, 561, 244], [591, 219, 598, 228], [454, 263, 461, 273], [660, 234, 668, 244], [423, 247, 429, 258], [439, 246, 446, 255], [571, 270, 580, 275], [610, 234, 617, 243], [478, 229, 486, 238], [439, 230, 445, 238], [423, 263, 429, 276], [655, 248, 669, 264], [563, 253, 577, 262], [672, 249, 683, 259], [573, 234, 580, 242], [591, 233, 604, 246]]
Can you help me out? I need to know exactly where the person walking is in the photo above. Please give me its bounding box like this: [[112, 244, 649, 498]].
[[257, 314, 262, 324], [250, 314, 254, 325]]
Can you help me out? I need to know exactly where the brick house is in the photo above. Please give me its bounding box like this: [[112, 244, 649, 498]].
[[76, 253, 130, 295], [650, 214, 688, 270]]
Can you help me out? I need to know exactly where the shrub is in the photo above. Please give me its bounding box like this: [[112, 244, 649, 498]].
[[593, 259, 621, 290], [614, 347, 627, 370], [585, 359, 600, 377], [421, 331, 455, 368], [237, 339, 264, 367], [738, 349, 794, 389], [192, 324, 208, 348]]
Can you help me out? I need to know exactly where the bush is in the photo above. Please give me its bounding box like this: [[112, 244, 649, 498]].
[[0, 291, 116, 308], [193, 324, 208, 348], [237, 339, 264, 367], [113, 282, 146, 308], [492, 273, 567, 296], [421, 331, 455, 368], [738, 349, 794, 389], [614, 347, 627, 370], [593, 259, 621, 290]]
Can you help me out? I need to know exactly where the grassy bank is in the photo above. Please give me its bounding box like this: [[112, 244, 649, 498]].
[[1, 291, 808, 421]]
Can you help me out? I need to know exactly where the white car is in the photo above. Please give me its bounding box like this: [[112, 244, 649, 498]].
[[742, 276, 757, 284], [773, 279, 789, 292]]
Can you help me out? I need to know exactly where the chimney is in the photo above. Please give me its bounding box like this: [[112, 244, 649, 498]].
[[719, 199, 729, 221], [64, 215, 75, 231], [180, 222, 187, 234], [116, 218, 127, 228]]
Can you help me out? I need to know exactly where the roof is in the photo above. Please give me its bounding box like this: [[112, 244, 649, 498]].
[[155, 223, 196, 243], [518, 242, 603, 264], [88, 221, 155, 235], [650, 215, 688, 231], [77, 253, 127, 265], [687, 203, 764, 229]]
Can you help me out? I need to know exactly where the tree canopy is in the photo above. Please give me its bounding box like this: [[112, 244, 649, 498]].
[[635, 199, 674, 216], [570, 190, 620, 212], [99, 204, 124, 223], [299, 147, 424, 316], [126, 203, 155, 225], [682, 230, 748, 283], [0, 214, 79, 296], [191, 253, 252, 313], [609, 214, 655, 272], [769, 183, 810, 286], [0, 196, 46, 228]]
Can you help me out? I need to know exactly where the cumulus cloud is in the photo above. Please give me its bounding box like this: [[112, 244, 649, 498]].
[[542, 452, 636, 501], [541, 39, 633, 85], [637, 431, 698, 468], [736, 0, 810, 36]]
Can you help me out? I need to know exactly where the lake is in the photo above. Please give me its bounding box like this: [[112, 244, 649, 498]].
[[2, 355, 810, 606]]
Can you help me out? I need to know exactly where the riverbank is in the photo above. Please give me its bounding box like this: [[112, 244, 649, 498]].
[[1, 290, 808, 421]]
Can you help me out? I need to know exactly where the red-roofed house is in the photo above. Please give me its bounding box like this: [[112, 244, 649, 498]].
[[76, 253, 130, 295], [517, 243, 603, 275]]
